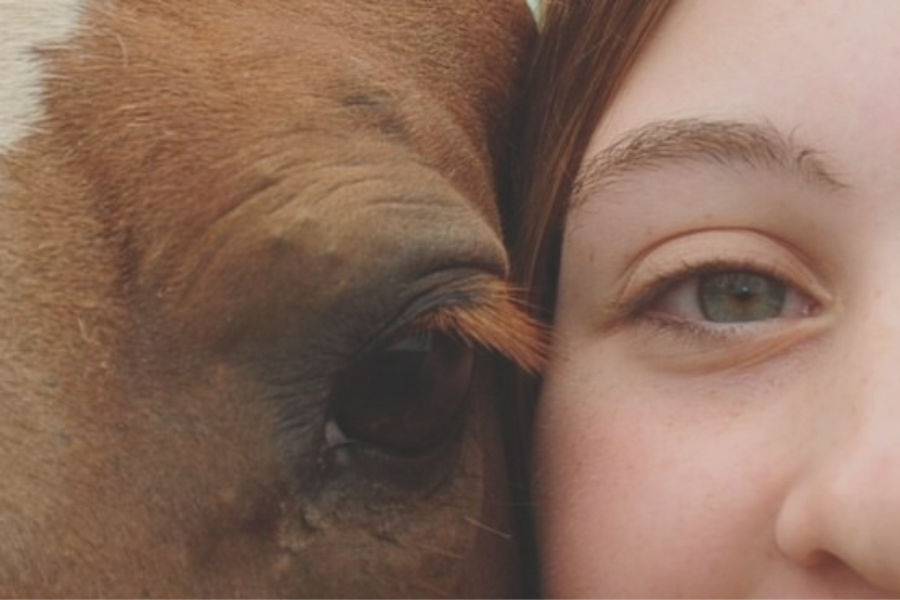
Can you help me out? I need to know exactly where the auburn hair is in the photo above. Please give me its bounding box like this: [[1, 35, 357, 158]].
[[501, 1, 673, 594]]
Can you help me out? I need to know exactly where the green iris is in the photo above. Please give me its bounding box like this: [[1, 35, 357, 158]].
[[698, 271, 786, 322]]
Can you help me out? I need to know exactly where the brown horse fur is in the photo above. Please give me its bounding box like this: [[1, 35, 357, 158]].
[[0, 1, 539, 596]]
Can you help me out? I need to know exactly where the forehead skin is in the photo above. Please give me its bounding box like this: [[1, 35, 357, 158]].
[[594, 0, 900, 180]]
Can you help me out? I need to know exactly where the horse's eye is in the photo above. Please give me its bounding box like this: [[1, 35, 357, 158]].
[[329, 330, 474, 457]]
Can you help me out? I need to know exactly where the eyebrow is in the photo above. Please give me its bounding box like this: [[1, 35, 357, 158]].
[[572, 119, 847, 205]]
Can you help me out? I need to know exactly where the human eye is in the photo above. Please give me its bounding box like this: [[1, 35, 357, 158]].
[[606, 230, 833, 371], [640, 264, 820, 326]]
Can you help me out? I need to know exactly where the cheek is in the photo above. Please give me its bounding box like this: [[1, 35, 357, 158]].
[[534, 339, 795, 597]]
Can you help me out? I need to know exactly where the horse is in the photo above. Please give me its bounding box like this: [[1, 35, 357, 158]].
[[0, 1, 540, 596]]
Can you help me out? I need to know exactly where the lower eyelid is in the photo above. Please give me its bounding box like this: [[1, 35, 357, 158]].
[[625, 313, 830, 373]]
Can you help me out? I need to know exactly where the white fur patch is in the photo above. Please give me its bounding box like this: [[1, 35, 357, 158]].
[[0, 1, 85, 155], [526, 0, 540, 23]]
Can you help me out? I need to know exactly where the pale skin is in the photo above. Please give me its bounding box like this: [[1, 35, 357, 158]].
[[536, 0, 900, 597]]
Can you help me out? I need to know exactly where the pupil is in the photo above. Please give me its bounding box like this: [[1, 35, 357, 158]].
[[698, 271, 786, 322], [734, 284, 754, 301], [331, 330, 473, 455]]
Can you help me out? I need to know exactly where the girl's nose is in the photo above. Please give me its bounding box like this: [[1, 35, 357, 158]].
[[775, 321, 900, 592]]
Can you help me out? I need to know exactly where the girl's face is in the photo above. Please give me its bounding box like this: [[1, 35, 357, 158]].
[[536, 0, 900, 596]]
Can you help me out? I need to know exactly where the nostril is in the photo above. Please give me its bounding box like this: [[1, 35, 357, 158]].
[[801, 549, 835, 569], [774, 457, 900, 593]]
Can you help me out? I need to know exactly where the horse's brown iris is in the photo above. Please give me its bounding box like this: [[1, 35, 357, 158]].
[[331, 330, 474, 455]]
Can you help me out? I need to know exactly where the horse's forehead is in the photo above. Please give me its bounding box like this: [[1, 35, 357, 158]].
[[0, 1, 85, 156], [0, 2, 391, 163]]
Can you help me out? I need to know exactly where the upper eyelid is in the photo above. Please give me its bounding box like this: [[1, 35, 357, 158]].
[[368, 274, 546, 374]]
